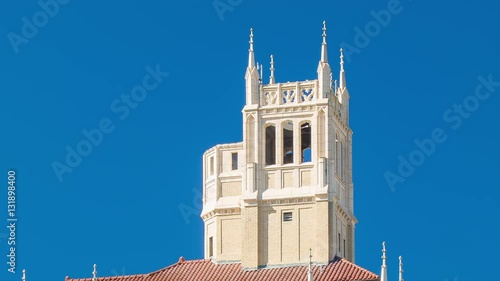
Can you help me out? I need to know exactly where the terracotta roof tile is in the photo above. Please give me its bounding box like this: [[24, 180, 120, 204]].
[[67, 257, 379, 281]]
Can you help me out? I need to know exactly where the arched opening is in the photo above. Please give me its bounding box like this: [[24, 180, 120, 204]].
[[265, 125, 276, 165], [301, 122, 311, 163], [283, 121, 294, 164]]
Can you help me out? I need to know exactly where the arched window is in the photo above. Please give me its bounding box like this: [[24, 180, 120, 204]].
[[301, 122, 311, 163], [265, 125, 276, 165], [283, 121, 294, 164]]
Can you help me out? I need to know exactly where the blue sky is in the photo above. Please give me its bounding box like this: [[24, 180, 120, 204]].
[[0, 0, 499, 280]]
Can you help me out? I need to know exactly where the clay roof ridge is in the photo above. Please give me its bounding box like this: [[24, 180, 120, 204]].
[[67, 273, 150, 281], [145, 258, 208, 276]]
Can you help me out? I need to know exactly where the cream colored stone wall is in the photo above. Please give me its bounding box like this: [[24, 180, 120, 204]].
[[257, 203, 315, 266], [300, 170, 311, 186], [241, 205, 259, 268], [220, 181, 242, 197], [220, 217, 241, 261]]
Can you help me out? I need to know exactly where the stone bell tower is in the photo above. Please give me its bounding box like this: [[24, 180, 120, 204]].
[[201, 22, 355, 270]]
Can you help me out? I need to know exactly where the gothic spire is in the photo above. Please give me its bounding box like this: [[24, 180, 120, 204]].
[[269, 54, 275, 84], [317, 21, 332, 98], [381, 242, 388, 281], [248, 28, 255, 69], [321, 21, 328, 63], [245, 27, 260, 105], [339, 48, 346, 89]]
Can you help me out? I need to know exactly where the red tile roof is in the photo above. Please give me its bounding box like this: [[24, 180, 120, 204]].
[[67, 257, 379, 281]]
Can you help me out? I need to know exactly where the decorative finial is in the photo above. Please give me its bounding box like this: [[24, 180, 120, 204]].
[[399, 256, 404, 281], [22, 269, 26, 281], [92, 264, 97, 281], [308, 248, 314, 281], [257, 62, 263, 83], [320, 21, 328, 63], [247, 28, 256, 69], [249, 28, 254, 51], [380, 242, 388, 281], [260, 64, 263, 81], [340, 48, 344, 70], [339, 48, 347, 90], [322, 21, 327, 44], [382, 242, 387, 262], [269, 55, 275, 84]]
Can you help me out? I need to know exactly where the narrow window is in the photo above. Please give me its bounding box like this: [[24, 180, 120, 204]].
[[231, 153, 238, 170], [209, 156, 214, 176], [301, 123, 311, 163], [338, 233, 341, 252], [335, 136, 340, 175], [341, 141, 345, 180], [344, 142, 347, 180], [283, 122, 294, 164], [283, 212, 293, 222], [209, 237, 213, 257], [343, 238, 346, 257], [324, 159, 328, 185], [265, 126, 276, 165]]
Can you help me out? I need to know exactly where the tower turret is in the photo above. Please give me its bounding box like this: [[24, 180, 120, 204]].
[[202, 22, 356, 270]]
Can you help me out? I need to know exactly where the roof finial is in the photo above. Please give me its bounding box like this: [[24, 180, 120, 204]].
[[322, 21, 327, 44], [320, 21, 328, 63], [248, 28, 256, 68], [92, 264, 97, 281], [269, 55, 275, 84], [249, 28, 254, 51], [380, 242, 388, 281], [339, 48, 346, 89], [260, 63, 263, 81], [308, 248, 314, 281], [22, 269, 26, 281], [399, 256, 404, 281], [340, 48, 344, 71]]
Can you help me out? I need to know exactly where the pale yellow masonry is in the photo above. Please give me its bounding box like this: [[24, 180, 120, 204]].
[[201, 24, 355, 270]]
